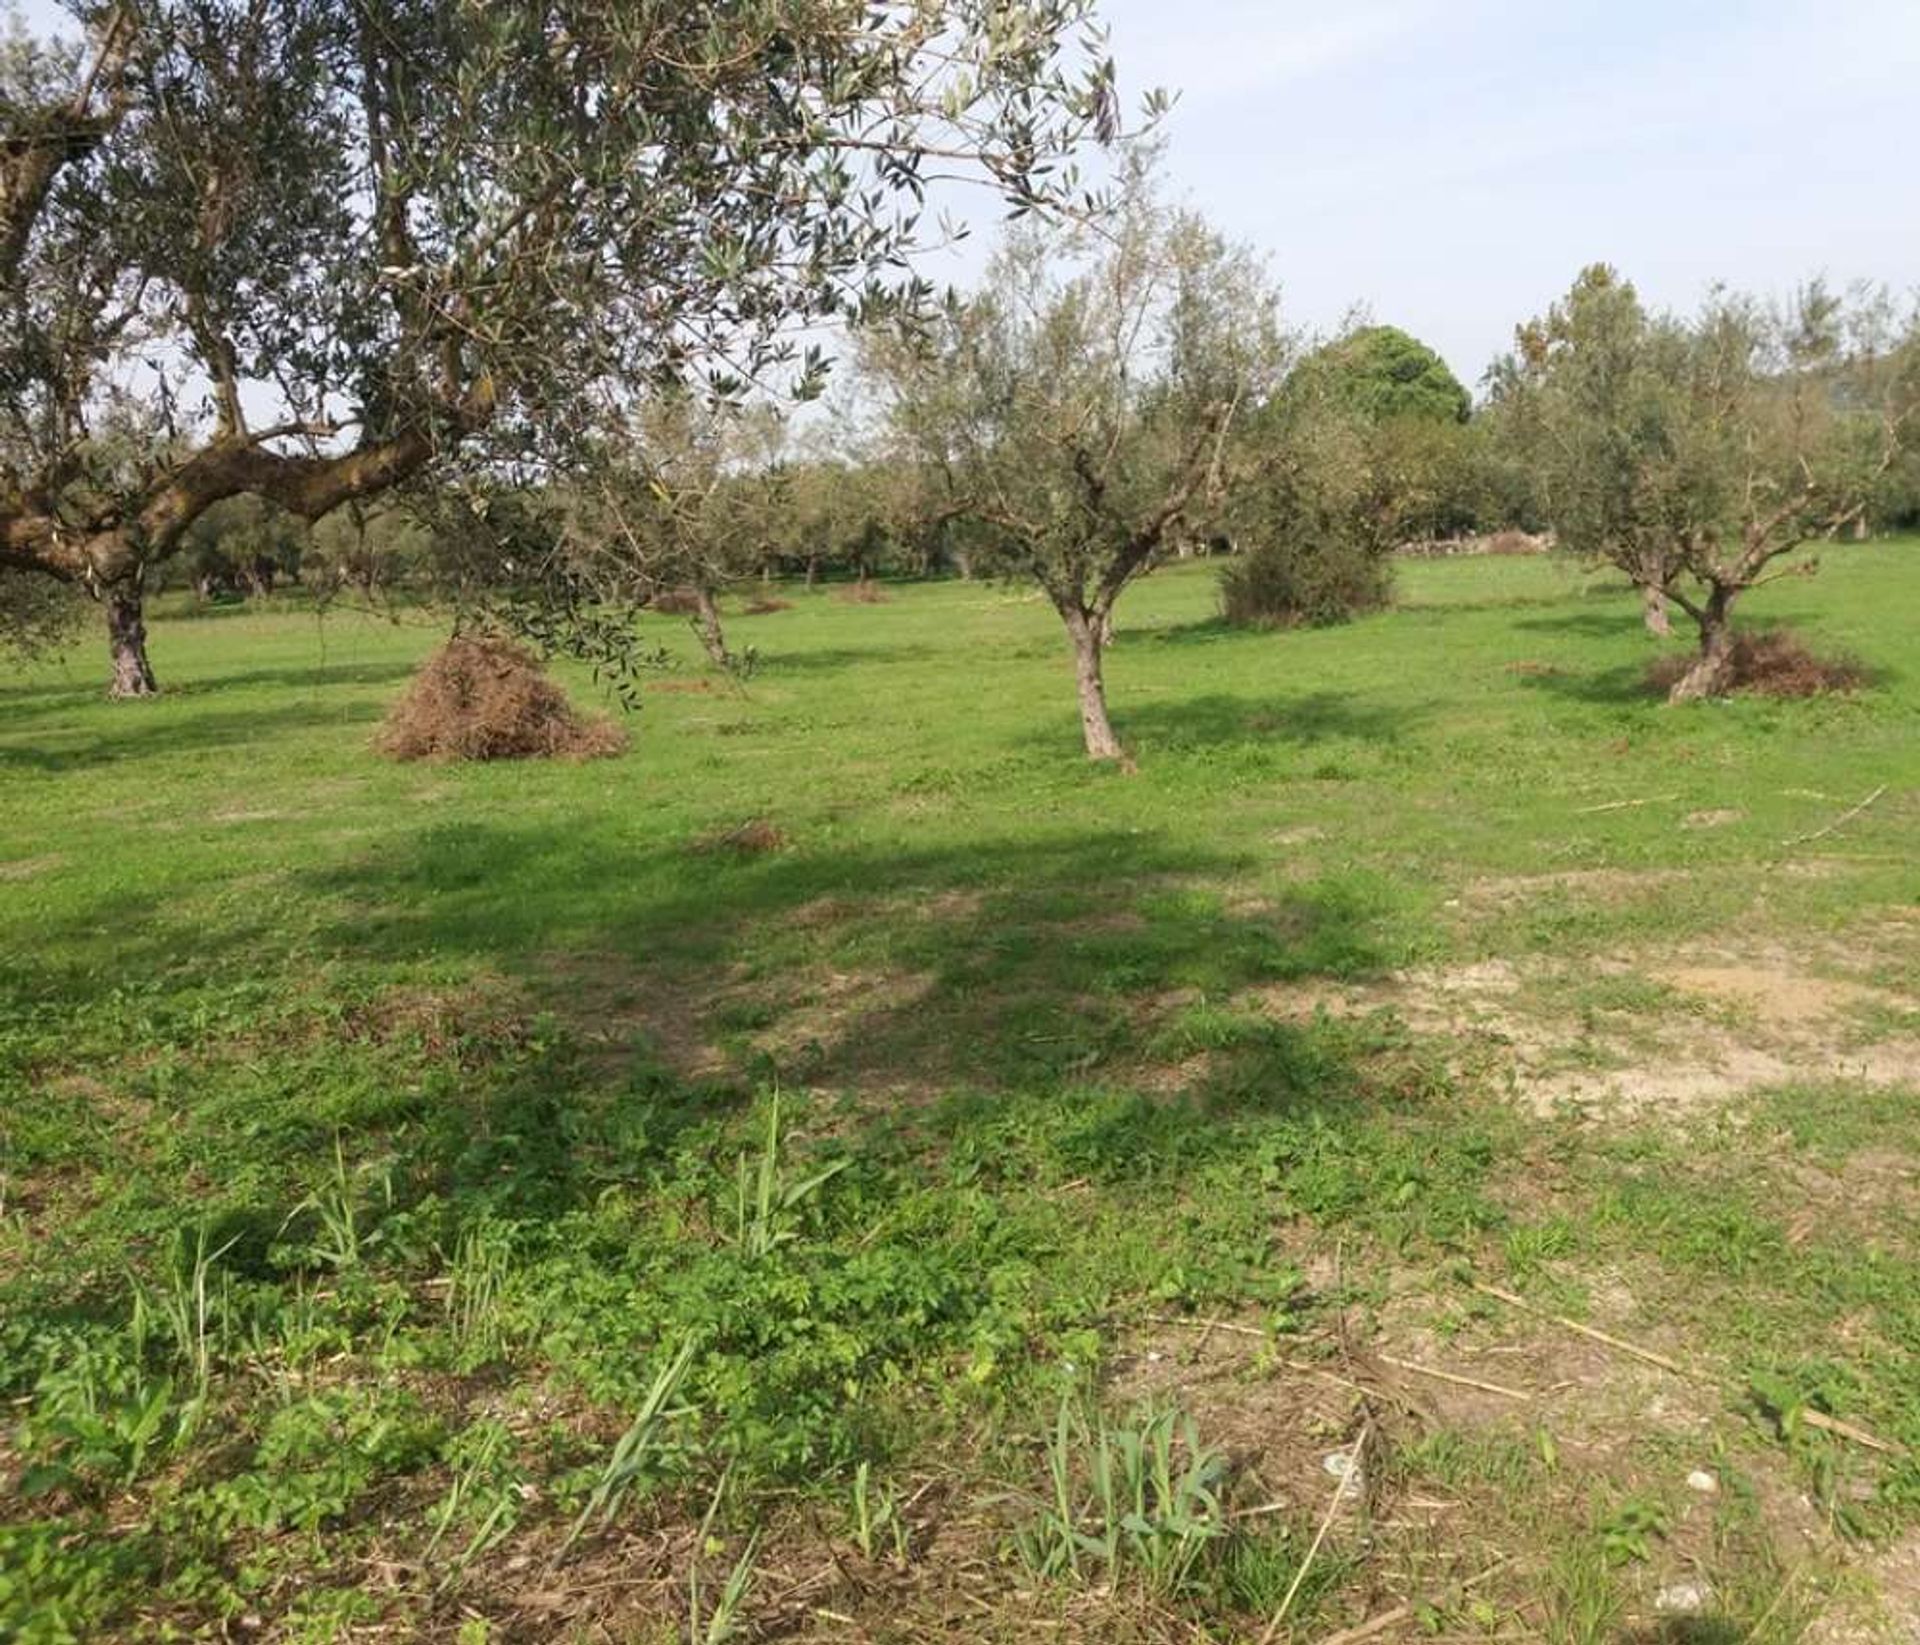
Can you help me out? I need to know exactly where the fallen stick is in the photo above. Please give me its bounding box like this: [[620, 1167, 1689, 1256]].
[[1574, 794, 1677, 814], [1470, 1282, 1693, 1380], [1474, 1288, 1910, 1458], [1780, 784, 1887, 849], [1313, 1557, 1511, 1645], [1375, 1353, 1529, 1401], [1800, 1408, 1908, 1457], [1259, 1425, 1369, 1645], [1146, 1313, 1266, 1340]]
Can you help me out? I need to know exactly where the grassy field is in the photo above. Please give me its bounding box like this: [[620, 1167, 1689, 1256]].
[[3, 545, 1917, 1643]]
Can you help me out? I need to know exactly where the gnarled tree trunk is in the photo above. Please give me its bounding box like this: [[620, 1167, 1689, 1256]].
[[1059, 603, 1123, 760], [104, 582, 157, 698], [1667, 584, 1738, 703], [1640, 581, 1671, 636], [692, 584, 732, 669]]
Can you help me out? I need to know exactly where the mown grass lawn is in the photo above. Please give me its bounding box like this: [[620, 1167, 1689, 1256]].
[[2, 545, 1916, 1642]]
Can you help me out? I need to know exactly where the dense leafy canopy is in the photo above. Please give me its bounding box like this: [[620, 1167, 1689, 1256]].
[[0, 0, 1127, 685]]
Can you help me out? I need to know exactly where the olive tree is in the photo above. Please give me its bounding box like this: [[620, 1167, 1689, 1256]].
[[563, 396, 787, 671], [1503, 266, 1920, 698], [0, 0, 1128, 694], [866, 161, 1281, 758]]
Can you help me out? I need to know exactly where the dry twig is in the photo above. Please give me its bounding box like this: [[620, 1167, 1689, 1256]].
[[1258, 1424, 1370, 1644], [1779, 783, 1886, 849], [1375, 1353, 1530, 1402]]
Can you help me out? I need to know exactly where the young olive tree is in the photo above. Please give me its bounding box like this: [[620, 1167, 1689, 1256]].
[[0, 0, 1129, 694], [1503, 266, 1920, 699], [563, 396, 787, 671], [867, 165, 1281, 758]]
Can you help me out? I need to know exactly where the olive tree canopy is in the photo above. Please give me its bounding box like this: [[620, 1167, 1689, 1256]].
[[864, 157, 1283, 759], [0, 0, 1130, 692], [1499, 265, 1920, 700]]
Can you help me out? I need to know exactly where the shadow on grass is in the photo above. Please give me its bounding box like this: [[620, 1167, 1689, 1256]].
[[0, 659, 416, 721], [1116, 689, 1420, 753], [5, 816, 1450, 1335], [1511, 609, 1653, 638], [745, 643, 940, 675], [0, 696, 389, 772], [289, 820, 1400, 1088], [1510, 661, 1662, 707]]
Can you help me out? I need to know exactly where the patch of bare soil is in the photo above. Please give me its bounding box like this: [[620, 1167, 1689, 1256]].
[[1453, 865, 1690, 910], [1248, 933, 1918, 1118], [1808, 1532, 1920, 1643], [1106, 1278, 1851, 1639], [744, 969, 940, 1065]]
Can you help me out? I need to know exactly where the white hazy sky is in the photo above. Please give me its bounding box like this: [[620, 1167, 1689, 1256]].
[[15, 0, 1920, 390]]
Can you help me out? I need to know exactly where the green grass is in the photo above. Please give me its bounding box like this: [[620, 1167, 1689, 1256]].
[[2, 544, 1916, 1641]]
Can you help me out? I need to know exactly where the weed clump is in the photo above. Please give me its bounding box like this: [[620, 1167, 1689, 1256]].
[[1648, 627, 1866, 700], [377, 633, 628, 762]]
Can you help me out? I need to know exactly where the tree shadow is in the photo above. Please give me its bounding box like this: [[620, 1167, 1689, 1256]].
[[744, 643, 939, 675], [1511, 609, 1654, 638], [286, 816, 1402, 1099], [0, 697, 388, 772], [1114, 689, 1421, 753], [1508, 662, 1661, 707], [0, 659, 416, 720], [7, 810, 1418, 1250]]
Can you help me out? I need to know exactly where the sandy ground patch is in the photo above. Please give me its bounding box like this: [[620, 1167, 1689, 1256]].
[[1250, 931, 1918, 1117]]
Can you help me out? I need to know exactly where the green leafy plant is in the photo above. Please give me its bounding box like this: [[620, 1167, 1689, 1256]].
[[850, 1460, 908, 1565], [1015, 1398, 1228, 1598], [564, 1337, 700, 1551], [733, 1089, 850, 1259]]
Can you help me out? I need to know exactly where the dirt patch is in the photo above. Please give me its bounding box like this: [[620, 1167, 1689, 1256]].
[[0, 852, 64, 881], [541, 950, 731, 1080], [744, 969, 940, 1066], [1809, 1531, 1920, 1643], [1659, 963, 1875, 1026], [1250, 937, 1918, 1119], [1454, 866, 1688, 910], [1680, 807, 1744, 830]]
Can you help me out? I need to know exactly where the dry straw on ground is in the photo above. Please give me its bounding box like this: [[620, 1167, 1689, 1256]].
[[1649, 627, 1866, 699], [377, 633, 628, 762]]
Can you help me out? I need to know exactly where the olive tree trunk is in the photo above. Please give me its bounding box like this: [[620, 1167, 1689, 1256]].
[[105, 583, 157, 698], [692, 585, 732, 668], [1640, 581, 1671, 636], [1059, 603, 1123, 760], [1667, 585, 1738, 703]]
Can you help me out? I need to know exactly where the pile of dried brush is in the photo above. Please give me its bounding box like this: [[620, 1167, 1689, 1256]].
[[1648, 627, 1866, 699], [377, 633, 628, 762]]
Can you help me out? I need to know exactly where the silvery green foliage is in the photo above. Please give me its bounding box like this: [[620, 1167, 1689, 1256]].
[[0, 0, 1135, 608]]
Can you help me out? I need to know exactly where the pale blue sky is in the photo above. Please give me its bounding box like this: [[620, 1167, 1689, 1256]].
[[1082, 0, 1920, 380], [15, 0, 1919, 389]]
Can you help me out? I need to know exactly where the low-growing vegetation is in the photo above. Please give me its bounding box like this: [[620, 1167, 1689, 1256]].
[[4, 547, 1916, 1640]]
